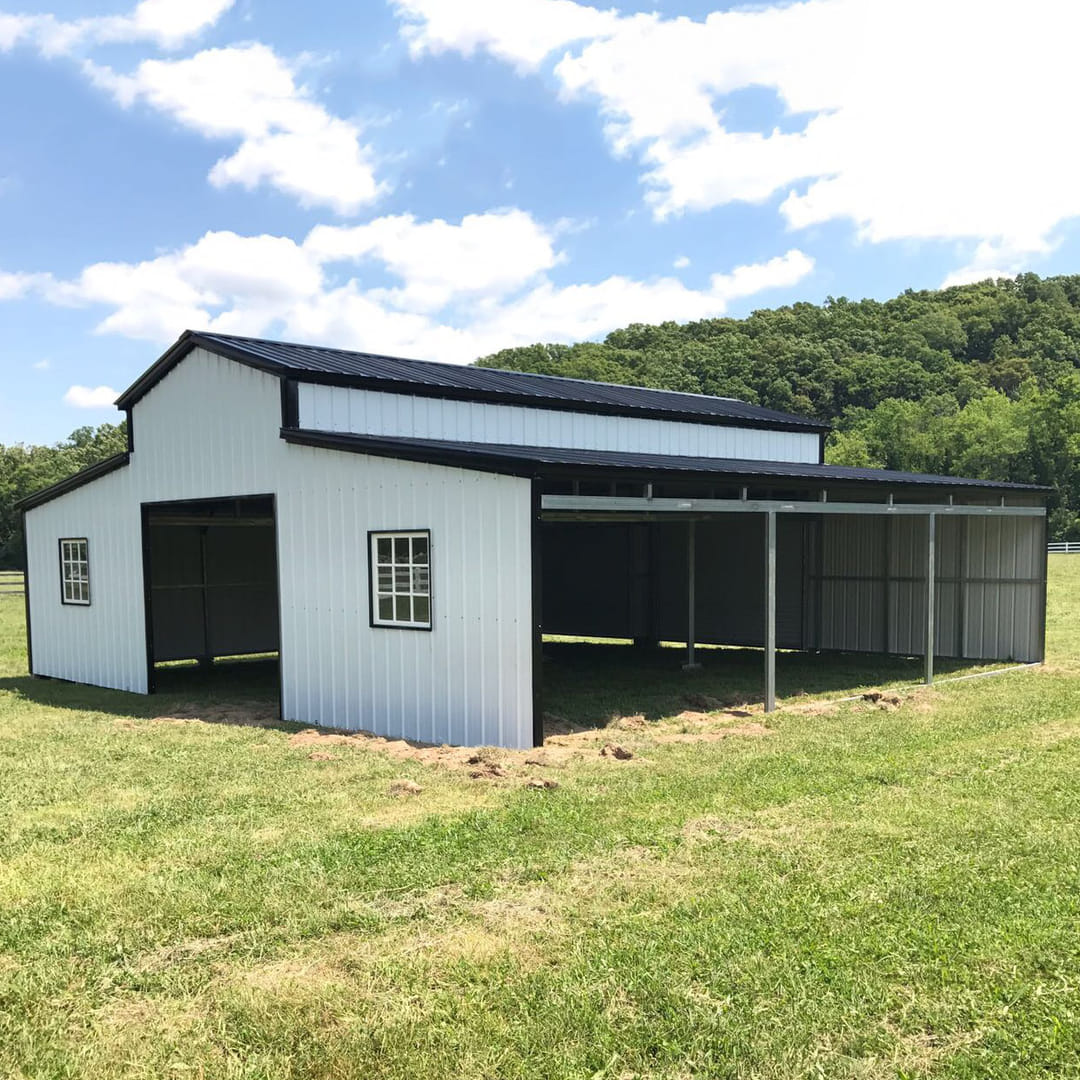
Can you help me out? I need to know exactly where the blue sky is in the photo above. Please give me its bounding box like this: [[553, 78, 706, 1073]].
[[1, 0, 1077, 444]]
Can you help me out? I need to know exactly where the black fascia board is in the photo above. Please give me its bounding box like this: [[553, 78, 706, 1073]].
[[118, 330, 832, 435], [15, 452, 132, 513]]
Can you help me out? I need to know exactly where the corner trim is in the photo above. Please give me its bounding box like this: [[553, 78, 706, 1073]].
[[280, 377, 299, 429], [21, 510, 32, 676], [531, 479, 544, 748]]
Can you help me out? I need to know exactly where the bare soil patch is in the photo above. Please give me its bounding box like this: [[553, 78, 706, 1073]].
[[150, 701, 283, 728]]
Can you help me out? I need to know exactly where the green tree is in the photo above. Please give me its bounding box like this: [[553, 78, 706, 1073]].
[[0, 423, 127, 569]]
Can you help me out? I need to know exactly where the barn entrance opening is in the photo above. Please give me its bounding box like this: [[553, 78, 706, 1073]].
[[141, 495, 280, 699]]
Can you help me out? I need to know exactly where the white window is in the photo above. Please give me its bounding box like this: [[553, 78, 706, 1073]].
[[60, 538, 90, 606], [370, 531, 431, 629]]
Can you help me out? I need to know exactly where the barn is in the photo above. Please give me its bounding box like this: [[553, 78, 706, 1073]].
[[18, 331, 1049, 748]]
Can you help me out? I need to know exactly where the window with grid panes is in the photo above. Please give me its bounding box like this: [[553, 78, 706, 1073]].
[[370, 531, 431, 629], [59, 538, 90, 605]]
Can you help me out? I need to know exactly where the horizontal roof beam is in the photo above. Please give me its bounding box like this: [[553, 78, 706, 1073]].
[[541, 495, 1046, 517]]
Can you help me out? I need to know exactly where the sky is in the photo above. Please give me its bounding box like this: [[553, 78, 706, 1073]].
[[2, 0, 1080, 444]]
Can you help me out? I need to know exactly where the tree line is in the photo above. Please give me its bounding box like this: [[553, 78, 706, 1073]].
[[479, 273, 1080, 538], [0, 424, 127, 568], [3, 272, 1080, 568]]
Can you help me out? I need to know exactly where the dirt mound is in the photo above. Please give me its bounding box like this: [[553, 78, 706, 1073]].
[[387, 779, 423, 796], [862, 691, 903, 708], [600, 743, 633, 760], [288, 729, 359, 748]]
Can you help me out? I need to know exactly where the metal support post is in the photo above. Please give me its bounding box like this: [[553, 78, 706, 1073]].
[[765, 510, 777, 711], [682, 520, 701, 671], [925, 512, 936, 684]]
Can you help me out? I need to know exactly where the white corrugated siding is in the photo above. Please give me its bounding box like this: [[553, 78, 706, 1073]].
[[25, 348, 535, 747], [297, 383, 820, 464]]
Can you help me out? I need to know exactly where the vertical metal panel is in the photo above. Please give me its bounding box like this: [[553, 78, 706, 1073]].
[[296, 384, 821, 464], [26, 348, 535, 748], [811, 511, 1043, 663], [962, 516, 1042, 662]]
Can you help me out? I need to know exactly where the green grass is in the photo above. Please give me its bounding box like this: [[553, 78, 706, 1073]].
[[2, 561, 1080, 1077]]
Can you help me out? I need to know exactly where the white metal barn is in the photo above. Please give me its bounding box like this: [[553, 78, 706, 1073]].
[[19, 331, 1049, 748]]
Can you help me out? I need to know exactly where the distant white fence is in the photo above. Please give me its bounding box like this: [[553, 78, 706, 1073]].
[[1048, 542, 1080, 554], [0, 571, 24, 596]]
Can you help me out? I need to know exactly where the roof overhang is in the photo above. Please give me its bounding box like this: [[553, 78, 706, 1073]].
[[281, 428, 1050, 499]]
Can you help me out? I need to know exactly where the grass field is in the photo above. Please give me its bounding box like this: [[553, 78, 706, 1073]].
[[2, 562, 1080, 1078]]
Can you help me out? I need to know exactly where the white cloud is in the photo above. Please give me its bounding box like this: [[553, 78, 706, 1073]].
[[0, 0, 233, 55], [673, 255, 690, 269], [394, 0, 620, 73], [32, 358, 50, 370], [306, 208, 561, 310], [84, 44, 381, 214], [0, 212, 813, 362], [64, 385, 119, 408], [395, 0, 1080, 276], [0, 270, 39, 300]]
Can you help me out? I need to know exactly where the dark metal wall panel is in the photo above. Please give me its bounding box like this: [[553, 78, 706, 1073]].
[[541, 523, 635, 638], [542, 516, 804, 648], [148, 521, 279, 661]]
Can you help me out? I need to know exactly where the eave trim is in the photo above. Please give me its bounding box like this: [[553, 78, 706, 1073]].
[[16, 452, 132, 512]]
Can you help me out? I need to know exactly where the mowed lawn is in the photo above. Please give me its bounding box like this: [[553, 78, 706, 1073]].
[[2, 564, 1080, 1078]]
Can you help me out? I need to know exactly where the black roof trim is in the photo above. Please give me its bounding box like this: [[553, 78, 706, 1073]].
[[16, 452, 132, 512], [118, 330, 832, 434], [282, 429, 1050, 494]]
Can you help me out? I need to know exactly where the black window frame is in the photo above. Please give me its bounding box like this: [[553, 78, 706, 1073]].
[[59, 537, 91, 606], [367, 529, 433, 631]]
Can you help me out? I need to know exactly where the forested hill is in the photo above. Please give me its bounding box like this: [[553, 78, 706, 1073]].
[[478, 273, 1080, 538]]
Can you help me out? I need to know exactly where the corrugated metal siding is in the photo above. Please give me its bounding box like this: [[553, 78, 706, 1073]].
[[298, 384, 822, 464], [809, 512, 1044, 662], [25, 347, 534, 748], [25, 474, 146, 692]]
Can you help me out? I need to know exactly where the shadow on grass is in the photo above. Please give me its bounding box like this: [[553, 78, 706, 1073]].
[[0, 657, 288, 729], [539, 642, 979, 731], [4, 646, 989, 741]]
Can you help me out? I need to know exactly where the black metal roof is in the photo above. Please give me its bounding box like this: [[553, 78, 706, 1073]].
[[116, 330, 831, 434], [283, 429, 1050, 493]]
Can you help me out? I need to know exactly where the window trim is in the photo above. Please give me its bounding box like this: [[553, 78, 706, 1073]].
[[367, 529, 433, 631], [58, 537, 91, 607]]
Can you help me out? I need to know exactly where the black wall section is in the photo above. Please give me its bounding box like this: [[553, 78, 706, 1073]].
[[540, 516, 805, 648]]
